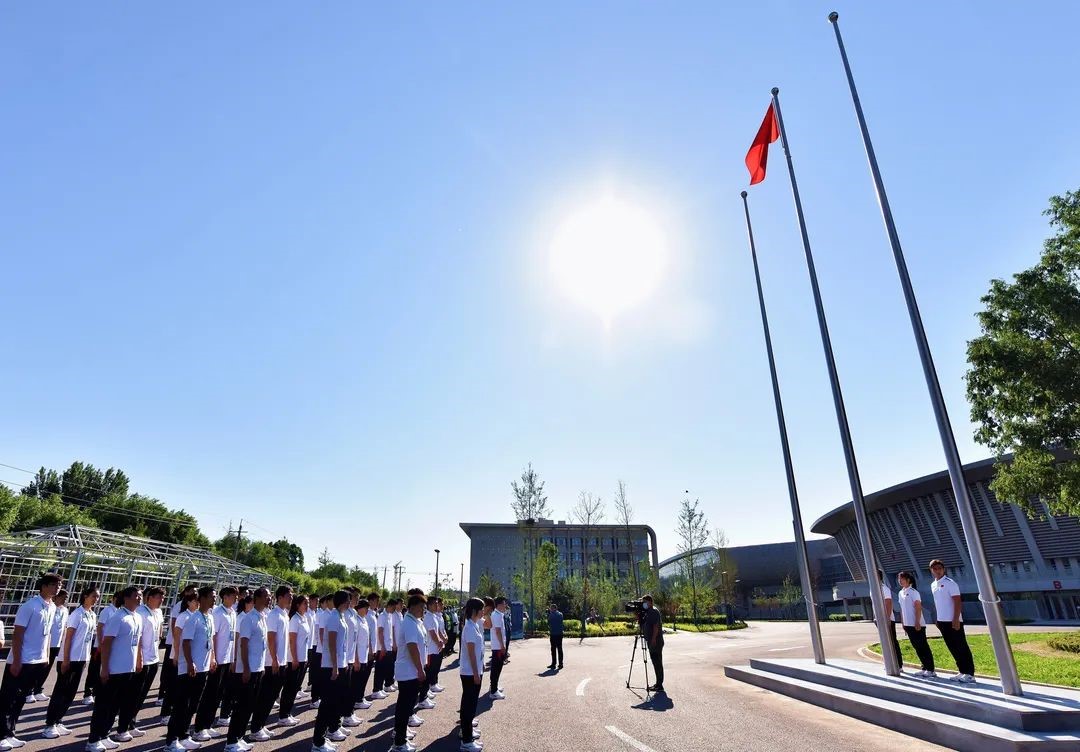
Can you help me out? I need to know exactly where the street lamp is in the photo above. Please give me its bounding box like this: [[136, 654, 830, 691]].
[[433, 549, 441, 595], [459, 562, 464, 604]]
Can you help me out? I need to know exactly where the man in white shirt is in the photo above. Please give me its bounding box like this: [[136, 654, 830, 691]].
[[161, 585, 197, 718], [0, 573, 61, 749], [165, 586, 217, 751], [929, 559, 976, 682], [488, 597, 508, 700], [376, 599, 397, 695], [390, 595, 428, 752], [30, 587, 67, 702], [129, 586, 165, 736], [249, 586, 292, 740], [86, 586, 144, 752], [418, 597, 445, 707], [364, 594, 384, 701], [84, 589, 121, 707], [877, 570, 902, 668], [192, 586, 238, 738], [225, 588, 269, 752], [352, 597, 373, 711], [340, 589, 362, 726]]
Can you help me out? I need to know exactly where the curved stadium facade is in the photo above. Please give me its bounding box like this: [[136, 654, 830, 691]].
[[811, 456, 1080, 622]]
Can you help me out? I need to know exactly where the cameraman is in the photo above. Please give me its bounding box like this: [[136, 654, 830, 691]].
[[641, 595, 665, 693]]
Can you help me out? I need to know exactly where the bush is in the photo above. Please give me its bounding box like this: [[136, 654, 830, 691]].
[[1047, 633, 1080, 654], [671, 621, 747, 632], [829, 613, 863, 621]]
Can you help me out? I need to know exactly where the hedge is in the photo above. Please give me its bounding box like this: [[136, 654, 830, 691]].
[[1047, 632, 1080, 654], [828, 613, 864, 621]]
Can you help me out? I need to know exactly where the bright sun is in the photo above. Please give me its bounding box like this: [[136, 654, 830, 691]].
[[549, 194, 668, 325]]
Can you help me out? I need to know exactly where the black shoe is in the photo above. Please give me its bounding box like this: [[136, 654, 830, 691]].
[[546, 665, 556, 670], [558, 664, 564, 669], [647, 684, 665, 692]]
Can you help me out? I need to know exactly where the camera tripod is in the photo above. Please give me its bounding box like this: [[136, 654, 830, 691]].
[[625, 619, 652, 699]]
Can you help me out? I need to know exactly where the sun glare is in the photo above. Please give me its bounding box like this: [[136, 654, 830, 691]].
[[549, 194, 668, 326]]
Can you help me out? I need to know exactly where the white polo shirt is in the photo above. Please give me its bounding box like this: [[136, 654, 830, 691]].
[[175, 607, 196, 648], [289, 611, 312, 660], [51, 605, 69, 649], [423, 611, 442, 654], [305, 609, 317, 652], [393, 613, 427, 681], [95, 603, 118, 648], [355, 613, 371, 664], [343, 608, 360, 664], [931, 576, 963, 623], [490, 609, 506, 651], [365, 611, 378, 655], [898, 586, 923, 628], [67, 606, 97, 663], [315, 608, 331, 655], [392, 610, 404, 650], [8, 594, 56, 664], [179, 609, 215, 674], [264, 606, 289, 668], [235, 609, 267, 673], [212, 603, 236, 665], [135, 605, 163, 666], [104, 607, 142, 675], [165, 600, 185, 647], [881, 583, 896, 621], [459, 619, 485, 677], [377, 610, 394, 652]]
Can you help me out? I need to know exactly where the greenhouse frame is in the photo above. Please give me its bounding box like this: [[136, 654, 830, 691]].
[[0, 525, 286, 623]]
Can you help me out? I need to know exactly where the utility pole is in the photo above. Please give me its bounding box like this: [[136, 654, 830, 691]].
[[382, 566, 388, 591], [433, 549, 441, 596], [232, 520, 244, 561], [459, 562, 464, 603]]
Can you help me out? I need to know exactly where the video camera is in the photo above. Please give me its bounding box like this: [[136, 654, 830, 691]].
[[623, 598, 648, 619]]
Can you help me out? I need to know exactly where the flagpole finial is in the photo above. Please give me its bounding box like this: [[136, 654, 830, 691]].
[[771, 87, 779, 96], [828, 11, 839, 23], [740, 190, 748, 199]]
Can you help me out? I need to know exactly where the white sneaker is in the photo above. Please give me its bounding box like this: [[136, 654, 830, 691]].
[[164, 743, 185, 752], [327, 730, 348, 743], [207, 729, 225, 738], [249, 729, 272, 742], [224, 745, 247, 752], [24, 695, 36, 704], [472, 728, 482, 738], [5, 739, 25, 750], [355, 700, 372, 710], [416, 699, 435, 710], [472, 719, 479, 727], [100, 739, 120, 750], [262, 728, 276, 737], [387, 684, 398, 692], [406, 730, 416, 740], [191, 731, 212, 742], [297, 691, 310, 699], [369, 691, 388, 700], [237, 741, 254, 751], [213, 718, 231, 728], [489, 690, 505, 700], [948, 674, 963, 682], [34, 693, 49, 701], [180, 738, 202, 750], [57, 725, 73, 737], [85, 743, 106, 752], [460, 743, 483, 752], [83, 696, 96, 705], [41, 727, 61, 740], [272, 700, 279, 708], [312, 745, 336, 752], [312, 699, 321, 709], [342, 716, 361, 727], [407, 715, 423, 728], [431, 684, 444, 693], [112, 731, 133, 742], [959, 674, 976, 684], [129, 728, 146, 738], [389, 746, 411, 752], [278, 717, 299, 727]]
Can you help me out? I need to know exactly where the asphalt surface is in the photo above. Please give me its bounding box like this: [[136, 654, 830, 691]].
[[25, 621, 962, 752]]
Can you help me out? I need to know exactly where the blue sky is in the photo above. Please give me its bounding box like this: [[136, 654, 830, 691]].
[[3, 3, 1078, 588]]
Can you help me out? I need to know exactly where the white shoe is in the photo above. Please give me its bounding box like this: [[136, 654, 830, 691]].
[[180, 738, 202, 750], [155, 698, 165, 707], [312, 699, 321, 709], [387, 684, 398, 692], [85, 743, 106, 752], [406, 730, 416, 740], [278, 717, 299, 727], [297, 691, 310, 699], [312, 745, 336, 752], [431, 684, 444, 693], [472, 729, 482, 738], [5, 739, 25, 750], [207, 729, 225, 738], [41, 727, 61, 740], [272, 700, 279, 708], [426, 691, 435, 700], [112, 732, 133, 742], [165, 743, 185, 752], [100, 739, 120, 750], [213, 718, 231, 728], [191, 731, 212, 742], [489, 690, 505, 700], [24, 695, 36, 704], [161, 716, 171, 726], [262, 728, 276, 737], [249, 729, 272, 742], [327, 730, 348, 743], [369, 691, 388, 700], [129, 728, 146, 738], [57, 725, 73, 737], [224, 745, 248, 752], [355, 700, 372, 710], [959, 674, 976, 684], [83, 696, 96, 705], [460, 743, 483, 752], [948, 673, 963, 682], [237, 741, 254, 751], [389, 746, 411, 752], [342, 715, 361, 727], [416, 699, 435, 710], [407, 715, 423, 728]]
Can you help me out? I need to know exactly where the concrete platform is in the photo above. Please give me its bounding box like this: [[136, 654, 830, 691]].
[[725, 658, 1080, 752]]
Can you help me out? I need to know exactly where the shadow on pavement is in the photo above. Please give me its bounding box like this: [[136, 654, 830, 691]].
[[633, 693, 674, 712]]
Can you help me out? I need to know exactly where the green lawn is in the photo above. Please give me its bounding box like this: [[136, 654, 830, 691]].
[[670, 621, 748, 633], [869, 631, 1080, 688]]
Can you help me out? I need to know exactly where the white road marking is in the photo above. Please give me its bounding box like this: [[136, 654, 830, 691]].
[[768, 646, 801, 652], [576, 677, 591, 696], [606, 725, 659, 752]]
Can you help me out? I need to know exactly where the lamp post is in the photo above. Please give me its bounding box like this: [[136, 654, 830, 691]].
[[459, 562, 464, 604], [433, 549, 441, 595]]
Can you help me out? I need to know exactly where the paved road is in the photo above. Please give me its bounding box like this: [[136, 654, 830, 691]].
[[24, 620, 975, 752]]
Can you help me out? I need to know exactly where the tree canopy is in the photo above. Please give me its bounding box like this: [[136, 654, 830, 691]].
[[966, 189, 1080, 517]]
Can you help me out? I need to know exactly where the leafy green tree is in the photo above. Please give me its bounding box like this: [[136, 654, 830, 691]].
[[966, 189, 1080, 517], [675, 496, 709, 624], [476, 571, 503, 599]]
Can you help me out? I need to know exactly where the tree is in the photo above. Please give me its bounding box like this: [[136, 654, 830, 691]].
[[675, 496, 709, 625], [510, 463, 550, 521], [476, 571, 503, 599], [967, 189, 1080, 517], [612, 480, 640, 595], [570, 491, 605, 635], [709, 527, 738, 605]]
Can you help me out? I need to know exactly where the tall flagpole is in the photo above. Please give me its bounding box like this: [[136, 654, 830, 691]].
[[741, 190, 825, 665], [827, 11, 1022, 695], [770, 87, 900, 676]]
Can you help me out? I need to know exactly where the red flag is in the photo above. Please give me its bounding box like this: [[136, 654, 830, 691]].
[[745, 104, 779, 185]]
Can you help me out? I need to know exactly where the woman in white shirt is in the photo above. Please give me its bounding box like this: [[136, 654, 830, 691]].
[[897, 571, 936, 678], [457, 598, 486, 752], [42, 585, 99, 738], [277, 595, 311, 725], [311, 591, 350, 752]]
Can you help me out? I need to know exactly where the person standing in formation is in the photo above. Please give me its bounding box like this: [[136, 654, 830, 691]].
[[457, 597, 485, 752], [42, 584, 99, 739], [878, 570, 903, 668], [85, 589, 121, 707], [374, 598, 396, 698], [30, 587, 67, 703], [487, 597, 508, 701], [277, 592, 311, 728], [249, 586, 292, 742], [310, 590, 349, 752], [129, 586, 165, 738], [0, 573, 62, 750], [350, 597, 373, 714], [897, 571, 936, 678], [363, 593, 381, 702], [160, 585, 197, 720], [86, 585, 143, 752], [390, 594, 427, 752], [165, 586, 217, 751], [929, 560, 976, 683], [224, 587, 268, 752], [191, 586, 237, 741]]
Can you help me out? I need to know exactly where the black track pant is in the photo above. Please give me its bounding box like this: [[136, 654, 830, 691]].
[[129, 663, 159, 729], [549, 635, 564, 667], [312, 668, 346, 747], [251, 668, 285, 732], [159, 649, 178, 716], [225, 671, 262, 745], [387, 649, 398, 686], [352, 660, 372, 705], [45, 661, 87, 726], [936, 621, 975, 675], [393, 678, 420, 747], [308, 651, 323, 702], [904, 626, 935, 672], [648, 643, 664, 688], [166, 671, 208, 743], [194, 664, 229, 731], [88, 671, 139, 743], [886, 621, 903, 667], [458, 675, 481, 743], [0, 662, 48, 737], [278, 662, 307, 719], [34, 647, 61, 694], [488, 649, 505, 694]]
